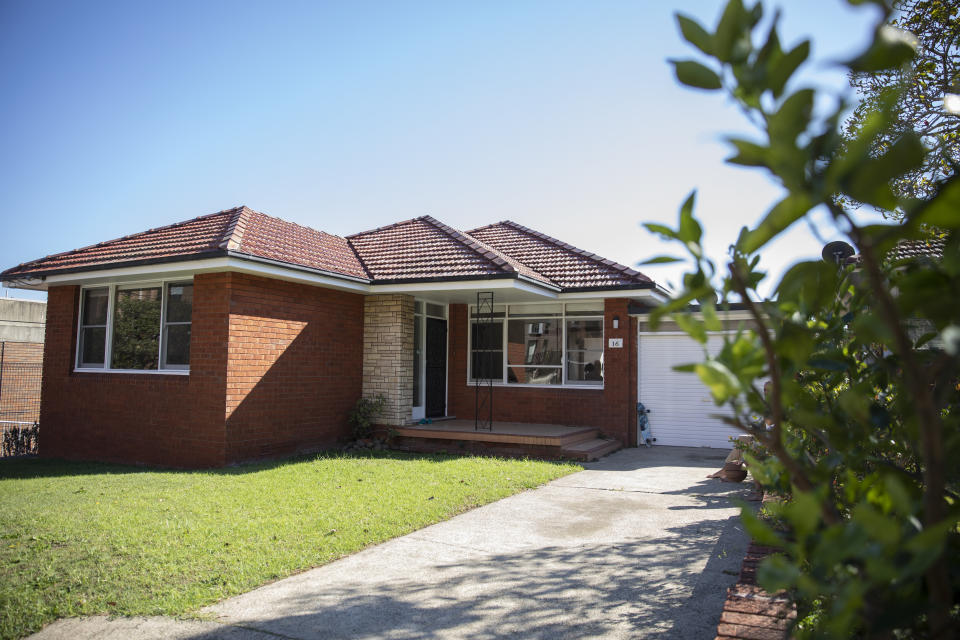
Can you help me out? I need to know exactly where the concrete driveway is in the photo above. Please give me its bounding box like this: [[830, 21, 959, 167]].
[[32, 446, 751, 640]]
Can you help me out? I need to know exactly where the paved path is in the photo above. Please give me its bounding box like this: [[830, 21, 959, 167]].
[[32, 447, 751, 640]]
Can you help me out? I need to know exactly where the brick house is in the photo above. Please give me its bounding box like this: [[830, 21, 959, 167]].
[[1, 206, 680, 467]]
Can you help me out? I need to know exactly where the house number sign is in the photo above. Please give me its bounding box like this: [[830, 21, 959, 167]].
[[608, 338, 623, 348]]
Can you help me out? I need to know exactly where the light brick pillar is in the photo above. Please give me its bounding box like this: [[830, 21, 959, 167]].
[[362, 294, 415, 425]]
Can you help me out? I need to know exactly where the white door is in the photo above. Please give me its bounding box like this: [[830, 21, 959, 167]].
[[637, 333, 740, 448]]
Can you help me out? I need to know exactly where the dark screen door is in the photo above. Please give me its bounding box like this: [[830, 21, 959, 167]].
[[425, 318, 447, 418]]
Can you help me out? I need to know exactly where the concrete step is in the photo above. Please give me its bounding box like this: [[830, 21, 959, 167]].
[[561, 437, 622, 461]]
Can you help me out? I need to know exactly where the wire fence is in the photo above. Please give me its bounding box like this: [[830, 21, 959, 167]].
[[0, 354, 42, 457]]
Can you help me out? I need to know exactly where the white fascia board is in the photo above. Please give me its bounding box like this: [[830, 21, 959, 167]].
[[40, 258, 233, 287], [634, 310, 756, 322], [558, 288, 660, 301], [369, 277, 558, 298], [0, 277, 46, 290], [38, 256, 372, 294]]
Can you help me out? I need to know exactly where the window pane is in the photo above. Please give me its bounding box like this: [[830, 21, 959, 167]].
[[413, 315, 422, 406], [165, 283, 193, 323], [472, 351, 503, 380], [111, 287, 161, 370], [566, 319, 604, 384], [508, 319, 561, 365], [162, 324, 191, 367], [471, 321, 503, 351], [81, 288, 109, 325], [508, 366, 561, 385], [425, 302, 445, 318], [78, 327, 106, 367]]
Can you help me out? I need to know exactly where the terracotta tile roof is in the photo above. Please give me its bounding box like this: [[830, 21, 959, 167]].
[[1, 207, 240, 278], [0, 207, 369, 281], [2, 208, 656, 292], [467, 220, 654, 290], [888, 237, 947, 262], [229, 208, 367, 279], [346, 216, 553, 284]]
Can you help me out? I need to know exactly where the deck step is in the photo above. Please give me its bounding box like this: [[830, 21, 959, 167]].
[[561, 437, 622, 461]]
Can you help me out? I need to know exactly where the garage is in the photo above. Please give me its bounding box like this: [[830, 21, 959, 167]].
[[637, 332, 741, 448]]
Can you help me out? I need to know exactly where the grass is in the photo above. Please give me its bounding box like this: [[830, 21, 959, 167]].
[[0, 451, 580, 639]]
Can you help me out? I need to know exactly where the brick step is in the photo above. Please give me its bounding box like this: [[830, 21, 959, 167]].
[[558, 428, 600, 446], [561, 437, 622, 461]]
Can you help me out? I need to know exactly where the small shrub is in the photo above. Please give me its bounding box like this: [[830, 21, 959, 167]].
[[348, 396, 386, 440]]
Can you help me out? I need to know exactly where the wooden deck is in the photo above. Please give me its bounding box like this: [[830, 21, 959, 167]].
[[392, 420, 622, 461]]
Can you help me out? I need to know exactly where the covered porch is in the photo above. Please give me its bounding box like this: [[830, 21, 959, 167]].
[[391, 419, 622, 461]]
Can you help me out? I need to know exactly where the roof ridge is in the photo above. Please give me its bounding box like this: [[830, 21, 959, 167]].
[[496, 220, 646, 280], [219, 206, 254, 251], [346, 215, 430, 239], [2, 206, 241, 276], [344, 236, 374, 280], [458, 229, 555, 286], [418, 216, 517, 275]]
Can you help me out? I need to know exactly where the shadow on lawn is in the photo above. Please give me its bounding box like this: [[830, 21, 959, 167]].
[[0, 448, 501, 481], [192, 514, 747, 640]]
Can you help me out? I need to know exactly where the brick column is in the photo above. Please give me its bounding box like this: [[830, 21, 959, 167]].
[[362, 294, 415, 425]]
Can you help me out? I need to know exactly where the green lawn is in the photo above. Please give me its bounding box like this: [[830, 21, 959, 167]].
[[0, 451, 579, 639]]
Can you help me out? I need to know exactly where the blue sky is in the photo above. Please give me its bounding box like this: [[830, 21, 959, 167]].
[[0, 1, 883, 301]]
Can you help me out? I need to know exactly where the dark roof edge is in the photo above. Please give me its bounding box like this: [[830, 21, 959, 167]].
[[367, 272, 520, 286], [0, 249, 230, 281], [2, 206, 244, 277], [561, 282, 657, 293]]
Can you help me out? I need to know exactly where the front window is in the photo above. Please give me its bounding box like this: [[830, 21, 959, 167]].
[[469, 303, 604, 386], [76, 281, 193, 373]]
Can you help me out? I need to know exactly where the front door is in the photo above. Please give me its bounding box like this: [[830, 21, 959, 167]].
[[425, 317, 447, 418]]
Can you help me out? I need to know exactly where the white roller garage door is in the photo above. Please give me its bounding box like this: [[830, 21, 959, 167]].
[[637, 333, 740, 448]]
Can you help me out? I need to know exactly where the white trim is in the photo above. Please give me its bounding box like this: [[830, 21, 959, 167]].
[[467, 382, 604, 391], [75, 278, 194, 374], [634, 310, 755, 322], [74, 368, 190, 376]]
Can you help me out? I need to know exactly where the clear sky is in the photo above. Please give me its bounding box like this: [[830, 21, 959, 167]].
[[0, 0, 884, 302]]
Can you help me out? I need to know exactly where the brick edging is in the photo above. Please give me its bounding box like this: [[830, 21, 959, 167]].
[[716, 542, 797, 640]]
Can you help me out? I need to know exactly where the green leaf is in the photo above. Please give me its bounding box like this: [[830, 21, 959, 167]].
[[843, 132, 927, 209], [669, 59, 722, 90], [846, 27, 916, 72], [643, 222, 679, 240], [695, 359, 741, 402], [674, 312, 708, 344], [768, 41, 809, 98], [758, 555, 800, 591], [676, 14, 714, 56], [740, 505, 784, 547], [714, 0, 746, 62], [677, 191, 702, 245], [701, 301, 724, 331], [766, 89, 814, 144], [741, 193, 813, 253], [726, 138, 768, 167], [639, 255, 684, 265], [912, 176, 960, 228]]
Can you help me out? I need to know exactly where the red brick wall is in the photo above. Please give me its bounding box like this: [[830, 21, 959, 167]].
[[448, 299, 638, 446], [40, 275, 230, 467], [38, 272, 365, 467], [223, 273, 364, 463]]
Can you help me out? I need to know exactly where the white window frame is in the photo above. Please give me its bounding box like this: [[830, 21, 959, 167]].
[[74, 278, 193, 375], [467, 302, 604, 389]]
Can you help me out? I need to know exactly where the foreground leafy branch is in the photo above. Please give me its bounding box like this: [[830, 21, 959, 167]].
[[650, 0, 960, 637]]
